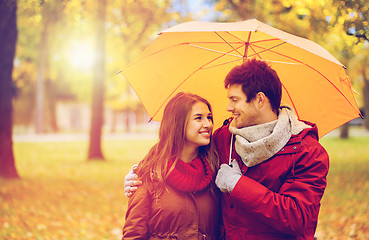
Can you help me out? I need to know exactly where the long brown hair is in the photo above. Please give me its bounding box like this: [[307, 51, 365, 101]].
[[136, 92, 219, 185]]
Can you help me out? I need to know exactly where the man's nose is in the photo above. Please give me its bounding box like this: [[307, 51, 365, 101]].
[[227, 103, 234, 112]]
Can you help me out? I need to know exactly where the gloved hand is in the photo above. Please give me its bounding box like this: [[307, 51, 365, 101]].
[[215, 160, 242, 193], [124, 165, 142, 197]]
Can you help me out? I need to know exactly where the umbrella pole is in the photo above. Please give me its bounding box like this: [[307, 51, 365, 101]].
[[243, 45, 248, 63], [243, 32, 252, 63]]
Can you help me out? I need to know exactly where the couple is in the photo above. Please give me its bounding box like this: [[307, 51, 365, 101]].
[[122, 59, 329, 240]]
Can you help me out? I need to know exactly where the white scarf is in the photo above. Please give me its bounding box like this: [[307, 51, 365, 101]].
[[229, 105, 311, 167]]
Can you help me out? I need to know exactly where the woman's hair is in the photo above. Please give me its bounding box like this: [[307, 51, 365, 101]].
[[136, 92, 219, 186]]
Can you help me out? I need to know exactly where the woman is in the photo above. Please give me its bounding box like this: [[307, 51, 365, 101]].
[[122, 92, 220, 240]]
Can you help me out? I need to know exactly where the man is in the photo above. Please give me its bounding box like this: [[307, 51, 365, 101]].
[[125, 59, 329, 240], [213, 59, 328, 239]]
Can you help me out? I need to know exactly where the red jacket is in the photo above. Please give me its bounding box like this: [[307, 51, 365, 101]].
[[213, 120, 329, 240]]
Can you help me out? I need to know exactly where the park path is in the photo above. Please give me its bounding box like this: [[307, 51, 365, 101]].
[[13, 127, 369, 142], [13, 132, 158, 142]]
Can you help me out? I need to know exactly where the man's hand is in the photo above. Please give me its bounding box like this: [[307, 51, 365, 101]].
[[124, 165, 142, 197], [215, 160, 242, 193]]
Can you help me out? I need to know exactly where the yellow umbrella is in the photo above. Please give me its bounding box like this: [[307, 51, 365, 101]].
[[122, 19, 362, 138]]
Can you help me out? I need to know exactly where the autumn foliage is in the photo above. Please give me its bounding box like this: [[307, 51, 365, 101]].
[[1, 136, 369, 239]]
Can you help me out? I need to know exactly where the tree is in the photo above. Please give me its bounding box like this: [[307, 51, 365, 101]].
[[105, 0, 183, 133], [348, 46, 369, 128], [0, 0, 19, 178], [35, 0, 65, 133], [334, 0, 369, 129], [13, 0, 67, 133], [363, 65, 369, 128], [334, 0, 369, 43], [88, 0, 107, 160]]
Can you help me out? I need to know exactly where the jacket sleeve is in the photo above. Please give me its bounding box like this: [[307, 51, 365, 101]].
[[122, 182, 152, 239], [229, 141, 329, 236]]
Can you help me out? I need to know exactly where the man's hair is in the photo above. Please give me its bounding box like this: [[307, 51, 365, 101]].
[[224, 59, 282, 114]]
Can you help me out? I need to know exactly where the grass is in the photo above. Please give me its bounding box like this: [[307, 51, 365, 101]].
[[1, 135, 368, 239], [1, 139, 156, 240], [316, 136, 369, 239]]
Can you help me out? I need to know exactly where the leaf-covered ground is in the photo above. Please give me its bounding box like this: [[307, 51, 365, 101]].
[[1, 136, 368, 239], [315, 137, 369, 239]]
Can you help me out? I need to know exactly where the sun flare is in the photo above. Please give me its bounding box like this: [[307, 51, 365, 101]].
[[67, 40, 95, 70]]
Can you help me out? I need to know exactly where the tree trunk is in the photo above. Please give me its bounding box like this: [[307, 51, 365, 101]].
[[35, 16, 49, 133], [110, 110, 118, 133], [0, 0, 19, 179], [363, 76, 369, 129], [125, 109, 131, 133], [88, 0, 106, 160], [46, 78, 58, 132], [339, 122, 349, 139]]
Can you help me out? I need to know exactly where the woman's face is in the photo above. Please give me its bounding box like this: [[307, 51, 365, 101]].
[[184, 102, 213, 149]]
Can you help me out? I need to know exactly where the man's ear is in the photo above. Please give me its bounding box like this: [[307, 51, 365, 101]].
[[255, 92, 266, 108]]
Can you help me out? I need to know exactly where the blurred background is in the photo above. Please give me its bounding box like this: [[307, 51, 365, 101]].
[[6, 0, 369, 137], [1, 0, 369, 239]]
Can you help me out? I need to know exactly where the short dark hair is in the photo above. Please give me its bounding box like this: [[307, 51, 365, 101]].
[[224, 59, 282, 114]]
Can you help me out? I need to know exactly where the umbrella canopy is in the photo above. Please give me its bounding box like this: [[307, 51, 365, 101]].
[[122, 19, 362, 138]]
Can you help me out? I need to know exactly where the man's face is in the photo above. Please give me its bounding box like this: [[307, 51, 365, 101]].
[[226, 84, 260, 129]]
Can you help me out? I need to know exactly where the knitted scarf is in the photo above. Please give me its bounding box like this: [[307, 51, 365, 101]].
[[165, 157, 214, 192], [229, 105, 311, 167]]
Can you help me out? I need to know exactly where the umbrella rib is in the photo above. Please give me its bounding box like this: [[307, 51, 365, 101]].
[[125, 41, 244, 68], [214, 31, 243, 57], [189, 44, 243, 58], [190, 44, 248, 69], [125, 36, 282, 69], [251, 38, 282, 44], [214, 30, 286, 62], [149, 47, 245, 120], [224, 31, 247, 42], [222, 31, 279, 45], [125, 34, 282, 69], [188, 44, 302, 66], [307, 66, 361, 116], [248, 42, 287, 58], [248, 42, 263, 59], [202, 58, 244, 69], [282, 84, 300, 119], [242, 43, 302, 65], [223, 30, 281, 45], [246, 42, 301, 118], [252, 45, 361, 116]]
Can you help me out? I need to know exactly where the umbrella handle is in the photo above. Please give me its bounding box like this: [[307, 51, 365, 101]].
[[229, 134, 234, 165]]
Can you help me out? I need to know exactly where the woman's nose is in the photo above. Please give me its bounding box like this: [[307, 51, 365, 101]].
[[203, 118, 212, 128]]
